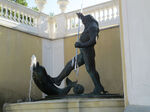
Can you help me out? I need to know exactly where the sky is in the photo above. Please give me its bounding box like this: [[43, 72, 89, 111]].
[[26, 0, 111, 15]]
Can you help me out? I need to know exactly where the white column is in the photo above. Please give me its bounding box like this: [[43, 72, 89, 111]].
[[42, 39, 65, 88], [121, 0, 150, 106]]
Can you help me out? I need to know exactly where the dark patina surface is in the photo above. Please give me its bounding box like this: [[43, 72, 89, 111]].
[[32, 62, 84, 96], [52, 13, 107, 95]]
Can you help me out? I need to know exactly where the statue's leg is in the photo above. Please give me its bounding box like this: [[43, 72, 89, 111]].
[[58, 78, 77, 95], [53, 53, 84, 86], [82, 48, 105, 94], [58, 85, 73, 96]]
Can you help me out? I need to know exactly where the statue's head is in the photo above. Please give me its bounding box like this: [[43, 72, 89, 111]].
[[76, 12, 99, 26], [73, 84, 84, 95], [33, 62, 47, 78]]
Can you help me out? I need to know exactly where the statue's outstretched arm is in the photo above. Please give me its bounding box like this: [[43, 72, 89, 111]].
[[75, 27, 98, 48]]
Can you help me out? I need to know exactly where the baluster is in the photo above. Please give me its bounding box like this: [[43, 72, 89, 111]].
[[70, 18, 72, 29], [53, 22, 56, 33], [24, 14, 27, 24], [99, 10, 101, 22], [104, 9, 108, 21], [94, 11, 96, 19], [75, 17, 78, 28], [67, 18, 70, 30], [113, 7, 117, 18], [109, 8, 112, 20], [70, 18, 71, 29], [22, 13, 24, 23], [72, 17, 75, 29], [114, 0, 119, 17], [73, 16, 76, 28], [31, 17, 35, 27], [109, 8, 113, 20], [13, 10, 17, 21], [31, 17, 34, 26], [100, 10, 104, 22], [34, 17, 38, 27], [9, 8, 13, 20], [107, 8, 110, 20], [71, 17, 73, 28], [95, 10, 99, 21], [27, 16, 29, 25], [29, 16, 32, 25], [1, 5, 3, 16], [20, 13, 23, 23], [112, 7, 114, 19], [116, 7, 119, 17], [17, 11, 21, 22], [98, 10, 100, 23], [53, 23, 55, 33], [67, 19, 69, 30], [5, 7, 8, 18]]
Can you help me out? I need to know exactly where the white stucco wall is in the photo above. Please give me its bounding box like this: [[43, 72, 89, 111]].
[[121, 0, 150, 105]]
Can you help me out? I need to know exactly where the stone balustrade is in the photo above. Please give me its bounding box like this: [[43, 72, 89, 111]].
[[0, 0, 119, 39], [0, 0, 49, 38], [66, 1, 119, 31], [51, 0, 120, 39], [0, 0, 38, 27]]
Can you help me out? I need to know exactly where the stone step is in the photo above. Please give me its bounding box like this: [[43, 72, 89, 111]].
[[4, 98, 124, 112]]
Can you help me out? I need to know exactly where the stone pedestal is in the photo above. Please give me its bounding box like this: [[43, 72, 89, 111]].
[[4, 98, 124, 112]]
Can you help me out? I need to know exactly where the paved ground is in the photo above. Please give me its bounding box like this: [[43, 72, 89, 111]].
[[125, 105, 150, 112]]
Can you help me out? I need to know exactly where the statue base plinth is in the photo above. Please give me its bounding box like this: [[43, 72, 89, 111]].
[[4, 96, 124, 112], [44, 93, 123, 100]]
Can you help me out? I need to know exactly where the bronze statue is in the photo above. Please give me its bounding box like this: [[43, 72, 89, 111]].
[[52, 13, 107, 95], [32, 62, 84, 96]]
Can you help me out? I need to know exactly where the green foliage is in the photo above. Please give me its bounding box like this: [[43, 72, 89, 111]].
[[49, 12, 54, 17], [10, 0, 28, 6], [32, 7, 39, 12]]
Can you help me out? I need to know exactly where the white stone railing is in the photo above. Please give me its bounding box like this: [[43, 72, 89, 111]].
[[0, 0, 49, 38], [0, 0, 38, 26], [51, 0, 120, 39], [0, 0, 119, 39]]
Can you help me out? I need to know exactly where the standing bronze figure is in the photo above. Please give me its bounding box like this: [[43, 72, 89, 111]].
[[53, 13, 107, 95]]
